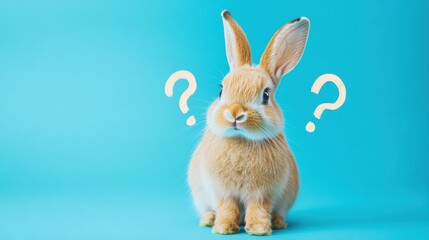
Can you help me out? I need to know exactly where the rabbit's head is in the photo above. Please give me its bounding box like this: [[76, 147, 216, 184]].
[[207, 10, 309, 141]]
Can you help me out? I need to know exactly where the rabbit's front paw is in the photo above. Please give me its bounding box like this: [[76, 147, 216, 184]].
[[212, 221, 239, 234], [200, 211, 215, 227], [245, 222, 272, 236], [271, 214, 287, 229]]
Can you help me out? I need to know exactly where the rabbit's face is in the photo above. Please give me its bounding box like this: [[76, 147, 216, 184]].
[[205, 11, 309, 140], [207, 66, 284, 141]]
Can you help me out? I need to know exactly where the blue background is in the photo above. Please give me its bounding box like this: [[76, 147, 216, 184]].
[[1, 0, 428, 239]]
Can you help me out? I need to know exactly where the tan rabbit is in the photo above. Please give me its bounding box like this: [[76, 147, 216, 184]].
[[188, 10, 309, 236]]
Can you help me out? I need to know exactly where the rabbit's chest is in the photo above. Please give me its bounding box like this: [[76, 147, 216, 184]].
[[206, 144, 287, 192]]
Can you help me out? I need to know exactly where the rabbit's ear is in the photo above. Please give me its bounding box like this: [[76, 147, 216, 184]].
[[221, 10, 252, 70], [260, 17, 309, 84]]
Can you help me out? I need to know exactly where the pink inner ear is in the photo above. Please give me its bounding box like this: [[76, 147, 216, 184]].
[[225, 27, 237, 69], [275, 47, 301, 79], [274, 36, 297, 76]]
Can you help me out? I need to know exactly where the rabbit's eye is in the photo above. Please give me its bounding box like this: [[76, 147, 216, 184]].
[[219, 89, 223, 98], [262, 88, 270, 104]]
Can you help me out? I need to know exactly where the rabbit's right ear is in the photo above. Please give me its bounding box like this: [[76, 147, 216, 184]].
[[221, 10, 252, 70], [260, 17, 310, 85]]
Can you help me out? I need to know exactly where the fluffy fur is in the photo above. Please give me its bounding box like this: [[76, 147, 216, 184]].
[[188, 10, 309, 236]]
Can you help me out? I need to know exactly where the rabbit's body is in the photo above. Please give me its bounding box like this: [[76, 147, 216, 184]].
[[189, 130, 298, 219], [188, 10, 309, 236]]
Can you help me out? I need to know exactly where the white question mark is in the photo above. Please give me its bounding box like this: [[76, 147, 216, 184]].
[[165, 70, 197, 126], [306, 73, 346, 133]]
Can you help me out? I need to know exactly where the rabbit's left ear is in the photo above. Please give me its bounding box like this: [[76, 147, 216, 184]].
[[260, 17, 310, 84], [222, 10, 252, 70]]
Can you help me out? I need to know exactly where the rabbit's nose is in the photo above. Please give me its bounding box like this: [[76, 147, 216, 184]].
[[224, 110, 248, 123], [223, 103, 248, 123]]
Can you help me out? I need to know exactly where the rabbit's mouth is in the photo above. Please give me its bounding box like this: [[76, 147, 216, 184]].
[[232, 121, 243, 131], [224, 127, 245, 138]]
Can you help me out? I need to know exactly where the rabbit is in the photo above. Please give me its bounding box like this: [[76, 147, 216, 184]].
[[188, 10, 309, 236]]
